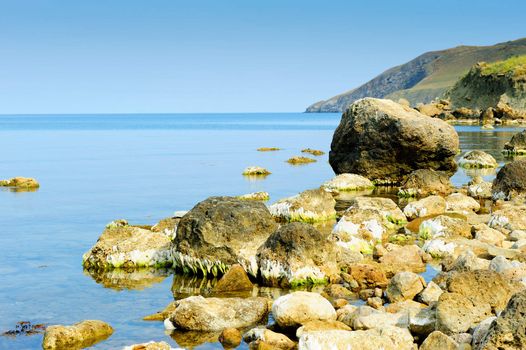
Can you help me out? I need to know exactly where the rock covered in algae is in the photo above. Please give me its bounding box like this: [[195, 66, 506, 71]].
[[242, 166, 271, 176], [256, 222, 339, 287], [173, 196, 277, 277], [268, 188, 336, 223], [0, 176, 39, 189], [42, 320, 113, 350], [458, 150, 498, 168], [168, 296, 270, 331], [286, 156, 316, 164], [301, 148, 325, 156], [236, 191, 270, 201], [82, 221, 174, 269]]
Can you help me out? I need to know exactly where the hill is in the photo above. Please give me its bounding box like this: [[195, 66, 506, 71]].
[[306, 38, 526, 113]]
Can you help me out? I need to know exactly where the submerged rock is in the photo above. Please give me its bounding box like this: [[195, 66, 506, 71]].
[[321, 173, 374, 192], [243, 166, 271, 176], [458, 150, 498, 168], [330, 98, 459, 184], [398, 169, 453, 197], [173, 196, 277, 277], [302, 148, 325, 156], [272, 291, 336, 328], [42, 320, 113, 350], [492, 159, 526, 199], [0, 176, 39, 189], [256, 222, 338, 287], [169, 296, 269, 331], [268, 188, 336, 223], [286, 156, 316, 164], [82, 223, 174, 269]]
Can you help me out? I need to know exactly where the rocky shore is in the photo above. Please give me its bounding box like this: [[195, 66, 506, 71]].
[[43, 98, 526, 349]]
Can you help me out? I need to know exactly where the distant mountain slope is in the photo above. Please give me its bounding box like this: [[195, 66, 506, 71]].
[[306, 38, 526, 113]]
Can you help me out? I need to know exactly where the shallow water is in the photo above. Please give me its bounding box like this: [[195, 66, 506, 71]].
[[0, 114, 523, 349]]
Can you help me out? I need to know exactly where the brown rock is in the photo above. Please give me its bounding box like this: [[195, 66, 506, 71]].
[[213, 264, 253, 293], [218, 328, 242, 348]]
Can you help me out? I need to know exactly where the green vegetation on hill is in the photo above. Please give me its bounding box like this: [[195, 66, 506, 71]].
[[480, 55, 526, 77], [306, 38, 526, 112]]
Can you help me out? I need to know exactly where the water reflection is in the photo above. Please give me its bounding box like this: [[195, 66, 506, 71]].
[[169, 330, 222, 349], [84, 268, 173, 291]]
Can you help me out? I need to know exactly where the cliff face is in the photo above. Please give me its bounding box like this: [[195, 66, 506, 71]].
[[307, 38, 526, 113], [447, 58, 526, 116]]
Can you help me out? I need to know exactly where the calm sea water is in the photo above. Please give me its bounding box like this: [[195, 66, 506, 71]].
[[0, 113, 523, 349]]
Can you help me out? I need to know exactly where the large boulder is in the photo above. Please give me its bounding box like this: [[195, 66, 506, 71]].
[[403, 195, 446, 220], [331, 197, 406, 254], [503, 129, 526, 154], [446, 193, 481, 213], [378, 244, 427, 274], [419, 215, 472, 240], [256, 222, 339, 287], [329, 98, 459, 184], [458, 150, 498, 168], [168, 296, 269, 331], [477, 290, 526, 350], [436, 292, 490, 334], [268, 188, 336, 223], [398, 169, 454, 197], [42, 320, 113, 350], [492, 159, 526, 200], [386, 271, 425, 303], [173, 196, 277, 277], [272, 291, 336, 328], [82, 222, 174, 269]]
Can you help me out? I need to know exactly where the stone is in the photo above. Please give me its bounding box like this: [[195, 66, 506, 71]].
[[444, 250, 490, 272], [477, 289, 526, 349], [286, 156, 316, 164], [471, 316, 497, 349], [492, 159, 526, 199], [237, 192, 270, 201], [398, 169, 453, 197], [213, 264, 253, 293], [0, 176, 39, 189], [418, 281, 443, 305], [378, 244, 426, 273], [42, 320, 113, 350], [488, 205, 526, 233], [446, 193, 481, 213], [296, 320, 351, 338], [403, 195, 446, 220], [329, 98, 459, 184], [268, 188, 336, 223], [298, 327, 415, 350], [174, 196, 277, 277], [419, 215, 472, 240], [244, 328, 295, 350], [468, 177, 493, 199], [346, 263, 389, 289], [503, 129, 526, 154], [256, 222, 339, 287], [218, 328, 242, 348], [302, 148, 325, 156], [82, 224, 174, 269], [422, 239, 457, 258], [321, 173, 374, 192], [338, 305, 409, 330], [123, 341, 182, 350], [473, 224, 506, 246], [510, 230, 526, 241], [386, 271, 425, 303], [326, 284, 355, 299], [143, 302, 177, 321], [169, 296, 269, 331], [151, 216, 180, 240], [420, 331, 458, 350], [409, 306, 436, 335], [242, 166, 271, 176], [272, 291, 336, 328], [489, 256, 526, 281], [367, 297, 384, 309], [331, 197, 406, 254], [436, 292, 489, 334], [458, 150, 498, 168]]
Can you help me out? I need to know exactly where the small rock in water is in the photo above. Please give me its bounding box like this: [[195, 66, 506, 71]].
[[458, 150, 498, 168], [242, 166, 271, 176], [213, 264, 253, 292], [257, 147, 281, 151], [123, 341, 183, 350], [301, 148, 325, 156], [0, 176, 39, 189], [286, 156, 316, 164], [42, 320, 113, 350], [218, 328, 242, 348], [1, 321, 46, 337]]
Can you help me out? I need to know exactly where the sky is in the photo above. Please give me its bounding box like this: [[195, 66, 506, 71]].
[[0, 0, 525, 114]]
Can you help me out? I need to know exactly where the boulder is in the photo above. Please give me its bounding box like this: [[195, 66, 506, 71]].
[[458, 150, 498, 168], [492, 159, 526, 199], [409, 306, 436, 336], [331, 197, 406, 254], [42, 320, 113, 350], [446, 193, 481, 213], [338, 305, 409, 330], [472, 316, 497, 349], [398, 169, 453, 197], [468, 176, 493, 199], [298, 327, 415, 350], [173, 196, 277, 277], [386, 271, 425, 303], [345, 263, 389, 289], [488, 204, 526, 233], [418, 281, 443, 305], [403, 195, 446, 220], [242, 166, 271, 176], [268, 188, 336, 223], [422, 239, 457, 258], [436, 292, 490, 334], [420, 331, 458, 350], [378, 244, 426, 273], [169, 296, 269, 331], [443, 250, 490, 272], [218, 328, 242, 348], [213, 264, 253, 293], [489, 256, 526, 281], [477, 290, 526, 349], [329, 98, 459, 184], [419, 215, 472, 240], [243, 327, 295, 350], [0, 176, 39, 189], [296, 320, 351, 337], [473, 224, 505, 246], [321, 173, 374, 192], [82, 223, 174, 269], [256, 222, 339, 287], [503, 129, 526, 154], [272, 292, 336, 328]]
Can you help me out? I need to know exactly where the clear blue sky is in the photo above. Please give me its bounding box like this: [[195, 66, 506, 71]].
[[1, 0, 525, 114]]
